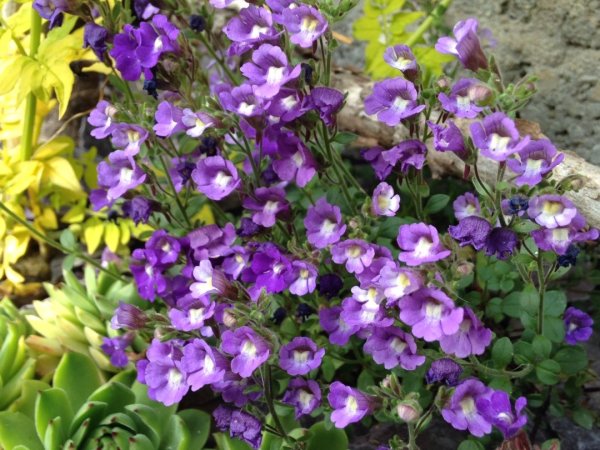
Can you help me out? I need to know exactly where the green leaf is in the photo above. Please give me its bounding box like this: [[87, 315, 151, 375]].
[[53, 353, 103, 413], [178, 409, 211, 450], [129, 434, 156, 450], [10, 380, 51, 418], [59, 229, 77, 251], [125, 404, 161, 447], [43, 417, 64, 450], [491, 337, 513, 368], [214, 433, 253, 450], [306, 422, 348, 450], [0, 412, 44, 450], [161, 414, 191, 450], [424, 194, 450, 215], [543, 316, 565, 343], [543, 291, 567, 317], [554, 346, 588, 375], [501, 292, 522, 318], [457, 439, 485, 450], [35, 388, 73, 444], [69, 401, 107, 444], [357, 370, 375, 392], [87, 382, 135, 416], [572, 408, 594, 429], [512, 220, 540, 233], [536, 360, 561, 385], [532, 335, 552, 360]]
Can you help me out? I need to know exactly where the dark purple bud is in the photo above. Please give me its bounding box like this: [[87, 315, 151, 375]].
[[190, 14, 206, 32], [301, 62, 314, 85], [317, 273, 343, 299], [485, 227, 518, 260], [122, 197, 155, 225], [107, 209, 120, 223], [272, 307, 287, 325], [557, 244, 579, 267], [111, 302, 148, 330], [143, 79, 158, 99], [176, 160, 196, 185], [199, 136, 218, 156], [83, 23, 109, 62], [261, 164, 279, 185], [237, 217, 262, 237], [425, 358, 463, 386], [296, 303, 315, 321], [506, 196, 529, 215]]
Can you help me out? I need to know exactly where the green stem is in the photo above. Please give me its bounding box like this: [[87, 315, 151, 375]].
[[320, 122, 356, 214], [198, 33, 237, 84], [20, 10, 42, 161], [407, 422, 418, 450], [158, 154, 193, 229], [0, 201, 128, 283], [405, 0, 454, 47], [536, 253, 546, 335], [264, 365, 290, 443], [468, 356, 533, 379]]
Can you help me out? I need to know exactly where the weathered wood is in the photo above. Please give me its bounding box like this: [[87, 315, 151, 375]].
[[332, 69, 600, 228]]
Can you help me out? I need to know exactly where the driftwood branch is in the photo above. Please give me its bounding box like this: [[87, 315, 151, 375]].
[[332, 68, 600, 228]]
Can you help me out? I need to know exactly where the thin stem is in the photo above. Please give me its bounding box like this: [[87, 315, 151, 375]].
[[264, 365, 290, 443], [20, 10, 42, 161], [0, 201, 128, 283], [158, 154, 193, 229], [407, 422, 418, 450], [468, 356, 533, 379], [405, 0, 455, 48], [198, 32, 237, 84], [536, 253, 546, 335]]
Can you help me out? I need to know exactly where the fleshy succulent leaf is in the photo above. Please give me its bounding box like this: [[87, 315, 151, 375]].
[[53, 353, 104, 412], [35, 388, 73, 443]]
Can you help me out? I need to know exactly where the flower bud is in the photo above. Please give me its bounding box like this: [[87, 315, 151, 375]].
[[455, 261, 474, 277], [396, 399, 422, 423], [222, 309, 237, 328]]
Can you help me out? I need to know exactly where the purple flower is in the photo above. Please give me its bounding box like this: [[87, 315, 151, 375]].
[[213, 406, 263, 449], [279, 337, 325, 375], [190, 260, 221, 298], [212, 372, 261, 407], [130, 249, 167, 301], [280, 5, 328, 48], [223, 246, 250, 280], [319, 306, 360, 345], [267, 88, 308, 123], [448, 216, 492, 251], [478, 391, 527, 439], [382, 140, 427, 173], [136, 14, 180, 69], [192, 155, 241, 201], [88, 101, 118, 139], [182, 109, 216, 138], [441, 379, 492, 437], [364, 326, 425, 370], [221, 326, 270, 377], [283, 378, 321, 419], [427, 121, 468, 159], [470, 112, 530, 162], [397, 223, 451, 266], [97, 158, 146, 203], [453, 193, 481, 220], [502, 196, 529, 217], [328, 382, 374, 428], [439, 78, 487, 118], [383, 45, 418, 79], [362, 146, 393, 180], [364, 78, 425, 126], [111, 302, 148, 330], [181, 339, 228, 391], [331, 239, 375, 274], [143, 339, 188, 406], [426, 358, 463, 386], [341, 291, 393, 329], [101, 335, 133, 367], [133, 0, 159, 19], [377, 263, 422, 304], [485, 227, 518, 259], [122, 196, 154, 224], [399, 288, 464, 342], [532, 218, 598, 256], [286, 260, 318, 296], [84, 23, 109, 62], [241, 243, 292, 300], [564, 307, 593, 344], [243, 187, 290, 228], [188, 223, 237, 260], [304, 198, 346, 249], [169, 296, 215, 332], [372, 182, 400, 216], [317, 274, 344, 299], [308, 87, 345, 127], [146, 230, 181, 265], [220, 83, 266, 118], [440, 307, 492, 358], [241, 44, 301, 98], [33, 0, 67, 28], [110, 124, 149, 162], [272, 138, 317, 187], [527, 195, 578, 229], [435, 18, 488, 72], [507, 139, 564, 186], [224, 5, 276, 51], [153, 101, 184, 137]]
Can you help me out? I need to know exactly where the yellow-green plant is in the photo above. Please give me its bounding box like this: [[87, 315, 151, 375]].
[[353, 0, 455, 80]]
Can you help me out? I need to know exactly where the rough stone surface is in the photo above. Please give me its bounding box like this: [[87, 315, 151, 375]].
[[334, 0, 600, 163]]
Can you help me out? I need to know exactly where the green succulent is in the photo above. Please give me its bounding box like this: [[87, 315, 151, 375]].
[[0, 352, 210, 450], [0, 297, 35, 411], [25, 266, 144, 372]]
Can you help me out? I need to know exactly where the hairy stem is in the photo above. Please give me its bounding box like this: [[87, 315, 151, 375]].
[[405, 0, 454, 48]]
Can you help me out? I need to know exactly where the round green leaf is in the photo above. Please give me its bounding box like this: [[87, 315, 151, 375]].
[[306, 422, 348, 450], [491, 337, 513, 368], [554, 346, 588, 375], [536, 360, 561, 385]]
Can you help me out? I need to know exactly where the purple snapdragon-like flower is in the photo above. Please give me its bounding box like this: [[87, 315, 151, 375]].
[[143, 339, 188, 406], [241, 44, 301, 98], [223, 246, 250, 280], [397, 223, 451, 266], [84, 23, 109, 62], [532, 214, 598, 255], [181, 109, 216, 138], [304, 198, 346, 249], [485, 227, 518, 259], [213, 406, 263, 449], [122, 196, 155, 224], [224, 5, 276, 44], [342, 289, 393, 329], [364, 326, 425, 370], [88, 101, 118, 139], [188, 223, 236, 260], [362, 146, 393, 180], [96, 158, 146, 204], [383, 45, 418, 79], [111, 302, 148, 330], [286, 260, 317, 296], [435, 18, 488, 72], [145, 230, 180, 265], [212, 372, 261, 407], [181, 339, 228, 391], [441, 379, 492, 437], [426, 358, 463, 386], [364, 78, 425, 126], [110, 124, 149, 162], [283, 378, 321, 419], [453, 192, 481, 220], [502, 195, 529, 217], [169, 295, 215, 333], [372, 182, 400, 216], [382, 140, 427, 173], [130, 249, 167, 301], [280, 5, 328, 48], [220, 83, 266, 118], [328, 382, 375, 428], [272, 137, 317, 187], [470, 112, 530, 162], [33, 0, 68, 28], [243, 187, 290, 227], [478, 391, 527, 439], [153, 101, 184, 137], [377, 263, 422, 304], [331, 239, 375, 274], [527, 195, 577, 229], [564, 307, 594, 344], [267, 88, 308, 123], [319, 306, 360, 345], [308, 87, 345, 127], [101, 335, 133, 367], [507, 139, 564, 186], [399, 288, 464, 342], [192, 155, 241, 201], [427, 121, 467, 159], [241, 243, 291, 300], [279, 337, 325, 376], [440, 307, 492, 358], [317, 273, 344, 299], [221, 326, 270, 377], [449, 216, 492, 251], [190, 260, 222, 298], [439, 78, 486, 118], [134, 0, 159, 19]]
